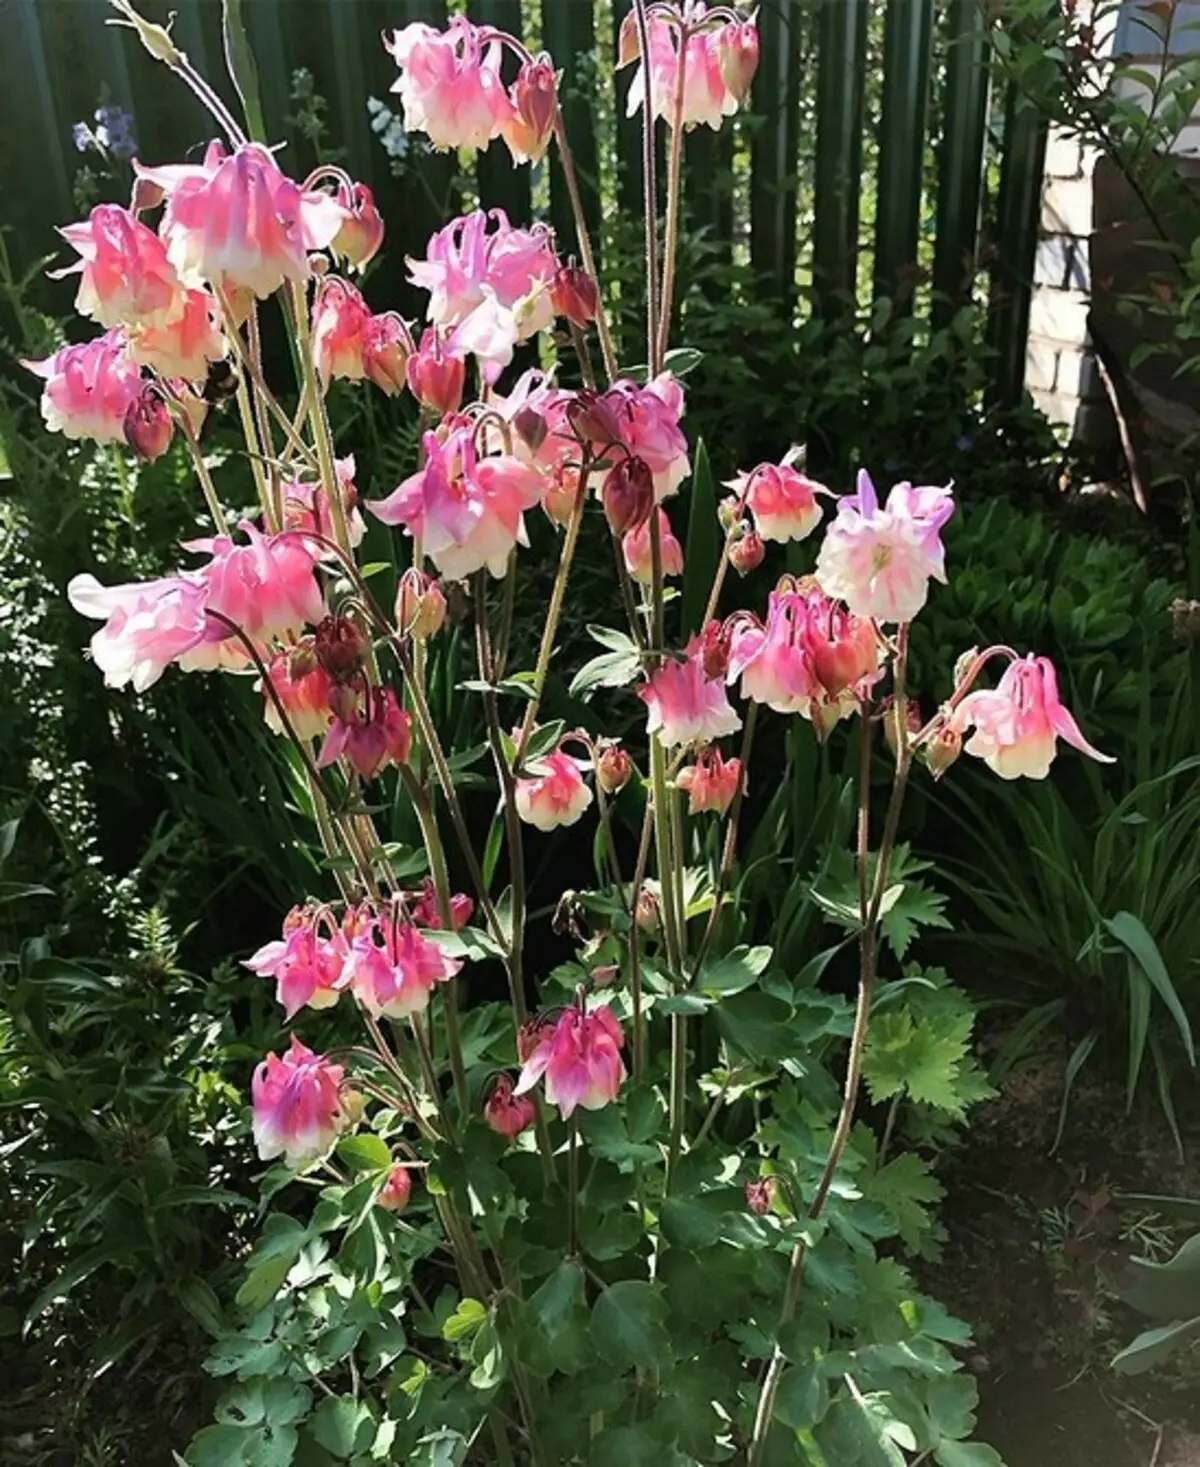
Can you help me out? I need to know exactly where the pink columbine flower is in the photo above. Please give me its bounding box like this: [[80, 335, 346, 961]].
[[127, 288, 225, 381], [24, 330, 142, 445], [318, 685, 412, 780], [395, 568, 448, 641], [369, 426, 543, 581], [189, 523, 326, 650], [135, 141, 346, 299], [952, 654, 1114, 780], [66, 571, 211, 691], [377, 1164, 413, 1213], [514, 747, 594, 832], [515, 1004, 626, 1120], [727, 582, 881, 734], [485, 1074, 537, 1139], [676, 746, 742, 815], [312, 276, 372, 385], [408, 209, 559, 382], [815, 470, 955, 624], [409, 878, 474, 932], [501, 57, 558, 165], [639, 634, 742, 748], [385, 17, 510, 152], [282, 456, 366, 551], [730, 458, 827, 544], [246, 906, 350, 1019], [252, 1035, 348, 1167], [260, 645, 334, 742], [51, 203, 182, 330], [362, 314, 411, 396], [622, 7, 751, 131], [593, 374, 691, 501], [347, 908, 462, 1019], [406, 328, 466, 416], [717, 20, 761, 102], [332, 182, 385, 270]]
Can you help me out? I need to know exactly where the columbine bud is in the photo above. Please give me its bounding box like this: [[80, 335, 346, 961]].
[[718, 494, 743, 531], [953, 646, 979, 691], [110, 0, 183, 65], [635, 890, 660, 935], [406, 328, 465, 416], [514, 404, 548, 455], [596, 744, 633, 794], [602, 456, 655, 536], [289, 641, 318, 680], [123, 385, 173, 463], [363, 315, 410, 396], [315, 615, 370, 683], [745, 1177, 776, 1216], [377, 1163, 412, 1212], [333, 182, 385, 270], [396, 568, 447, 640], [341, 1089, 367, 1128], [729, 529, 765, 576], [923, 723, 962, 780], [881, 696, 923, 758], [551, 263, 598, 327], [485, 1074, 537, 1140], [699, 618, 732, 681], [503, 58, 558, 165], [718, 21, 760, 102], [567, 391, 623, 448]]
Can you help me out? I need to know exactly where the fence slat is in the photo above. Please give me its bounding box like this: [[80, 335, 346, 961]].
[[812, 0, 869, 321], [330, 3, 378, 189], [474, 0, 532, 224], [613, 0, 666, 224], [873, 0, 935, 309], [544, 0, 602, 263], [749, 0, 802, 302], [683, 125, 734, 269], [932, 0, 992, 328], [3, 1, 72, 239], [987, 82, 1048, 407], [243, 0, 291, 143]]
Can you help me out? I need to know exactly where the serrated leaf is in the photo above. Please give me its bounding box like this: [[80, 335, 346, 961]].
[[336, 1135, 391, 1173], [934, 1443, 1006, 1467], [589, 1281, 669, 1369], [699, 944, 772, 996], [441, 1297, 486, 1342], [864, 1153, 944, 1252], [524, 1261, 591, 1376]]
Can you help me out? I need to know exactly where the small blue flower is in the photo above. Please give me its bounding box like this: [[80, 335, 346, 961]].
[[93, 105, 138, 161], [72, 121, 94, 154]]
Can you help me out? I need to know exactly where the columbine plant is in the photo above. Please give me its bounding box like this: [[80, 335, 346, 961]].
[[27, 3, 1113, 1463]]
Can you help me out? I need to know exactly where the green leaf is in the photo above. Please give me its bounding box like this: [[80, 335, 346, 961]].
[[569, 647, 642, 700], [309, 1396, 375, 1457], [441, 1297, 487, 1342], [1102, 911, 1195, 1065], [589, 1281, 669, 1370], [221, 0, 267, 141], [236, 1217, 307, 1311], [188, 1424, 252, 1466], [524, 1261, 592, 1376], [1112, 1316, 1200, 1374], [774, 1364, 829, 1430], [861, 1007, 980, 1117], [625, 1085, 665, 1143], [880, 880, 952, 959], [925, 1375, 979, 1441], [699, 944, 772, 996], [1117, 1234, 1200, 1320], [714, 990, 796, 1062], [934, 1443, 1006, 1467], [263, 1379, 311, 1428], [588, 1425, 663, 1467], [336, 1135, 392, 1173], [682, 438, 719, 636], [864, 1152, 944, 1252]]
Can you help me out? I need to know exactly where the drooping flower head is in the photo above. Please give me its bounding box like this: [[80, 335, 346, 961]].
[[127, 288, 225, 381], [246, 906, 350, 1019], [502, 57, 558, 165], [67, 571, 211, 692], [514, 746, 594, 831], [815, 470, 955, 624], [408, 209, 559, 382], [135, 141, 346, 299], [621, 6, 756, 131], [346, 907, 462, 1019], [123, 383, 174, 463], [318, 685, 413, 781], [406, 328, 466, 416], [252, 1035, 348, 1167], [676, 745, 742, 815], [332, 182, 385, 270], [639, 632, 742, 748], [727, 580, 881, 734], [515, 1003, 626, 1120], [952, 654, 1114, 780], [51, 203, 182, 329], [187, 523, 326, 650], [729, 457, 828, 544], [260, 644, 335, 742], [385, 17, 510, 152], [312, 275, 373, 385], [24, 330, 142, 444], [409, 877, 473, 932], [369, 425, 543, 581], [282, 456, 366, 551], [377, 1164, 413, 1212], [592, 374, 691, 501]]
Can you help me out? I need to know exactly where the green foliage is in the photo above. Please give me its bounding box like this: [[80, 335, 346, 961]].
[[1113, 1225, 1200, 1375]]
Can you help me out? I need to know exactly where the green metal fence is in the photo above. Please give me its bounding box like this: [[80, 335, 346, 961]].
[[0, 0, 1048, 407]]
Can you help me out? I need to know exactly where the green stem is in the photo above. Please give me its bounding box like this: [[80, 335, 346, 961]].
[[655, 25, 691, 371], [289, 280, 352, 555], [631, 0, 661, 373], [567, 1116, 580, 1256], [552, 110, 618, 384], [177, 411, 227, 530]]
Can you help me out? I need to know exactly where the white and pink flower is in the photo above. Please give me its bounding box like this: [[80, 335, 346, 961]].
[[385, 17, 510, 152], [347, 909, 462, 1019], [515, 1004, 626, 1120], [623, 508, 684, 586], [621, 7, 757, 131], [246, 906, 350, 1019], [252, 1035, 348, 1167], [24, 330, 142, 444], [815, 470, 955, 624], [676, 746, 742, 815], [514, 747, 594, 831], [953, 654, 1114, 780], [639, 635, 742, 748], [731, 457, 827, 544], [51, 203, 182, 330]]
